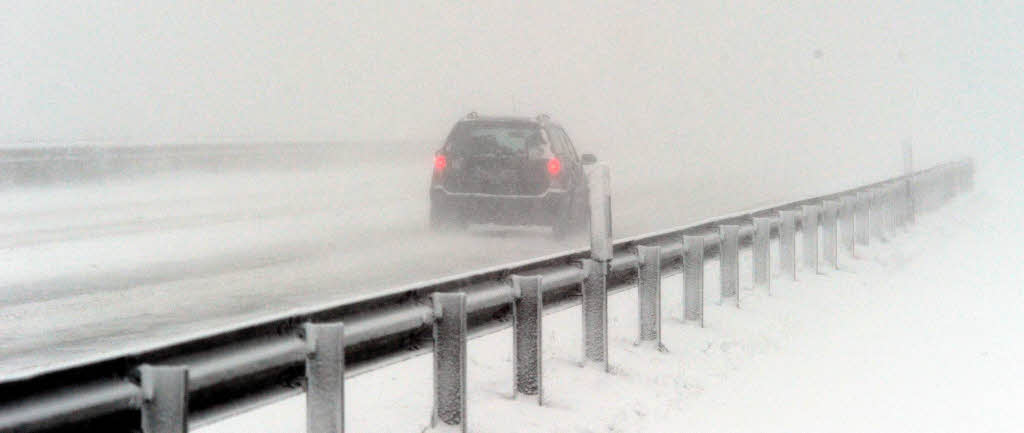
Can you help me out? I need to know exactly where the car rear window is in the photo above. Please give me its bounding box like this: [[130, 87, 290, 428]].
[[448, 122, 544, 156]]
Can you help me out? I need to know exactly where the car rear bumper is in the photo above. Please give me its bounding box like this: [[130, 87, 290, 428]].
[[431, 186, 570, 225]]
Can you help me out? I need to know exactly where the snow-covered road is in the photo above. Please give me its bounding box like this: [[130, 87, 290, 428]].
[[200, 157, 1020, 432], [0, 149, 913, 377]]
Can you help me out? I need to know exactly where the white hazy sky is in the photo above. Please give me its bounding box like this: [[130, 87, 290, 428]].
[[2, 1, 1021, 168]]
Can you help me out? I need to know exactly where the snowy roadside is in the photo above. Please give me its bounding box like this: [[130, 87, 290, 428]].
[[200, 160, 1021, 433]]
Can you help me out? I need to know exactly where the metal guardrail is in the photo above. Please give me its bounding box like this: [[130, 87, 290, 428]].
[[0, 158, 974, 432], [0, 142, 421, 188]]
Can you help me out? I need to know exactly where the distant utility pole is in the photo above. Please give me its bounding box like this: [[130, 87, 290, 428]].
[[903, 139, 916, 223]]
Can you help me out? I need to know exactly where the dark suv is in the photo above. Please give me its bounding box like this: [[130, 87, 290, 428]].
[[429, 113, 596, 236]]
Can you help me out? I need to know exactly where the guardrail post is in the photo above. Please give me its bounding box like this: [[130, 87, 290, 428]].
[[719, 226, 740, 304], [895, 183, 908, 230], [511, 275, 544, 404], [752, 218, 772, 291], [822, 201, 839, 269], [304, 322, 345, 433], [139, 365, 189, 433], [636, 246, 666, 349], [588, 164, 613, 263], [580, 259, 608, 371], [802, 205, 820, 273], [779, 211, 798, 281], [683, 235, 705, 327], [856, 192, 871, 245], [840, 196, 856, 256], [582, 163, 611, 371], [871, 189, 886, 241], [431, 292, 467, 432]]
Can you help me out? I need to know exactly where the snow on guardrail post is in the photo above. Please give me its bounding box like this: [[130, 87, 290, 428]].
[[823, 201, 839, 269], [719, 226, 740, 304], [303, 321, 348, 433], [802, 205, 820, 273], [431, 292, 467, 433], [580, 259, 608, 371], [304, 322, 345, 433], [138, 365, 188, 433], [636, 245, 666, 350], [856, 192, 871, 246], [582, 163, 611, 371], [840, 196, 856, 257], [779, 211, 798, 281], [587, 164, 613, 263], [683, 235, 705, 327], [752, 217, 772, 291], [511, 275, 544, 405]]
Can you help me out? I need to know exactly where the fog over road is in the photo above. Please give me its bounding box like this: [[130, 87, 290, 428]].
[[0, 139, 921, 377], [2, 1, 1018, 380]]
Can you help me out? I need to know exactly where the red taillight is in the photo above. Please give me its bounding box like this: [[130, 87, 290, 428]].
[[434, 154, 447, 172], [547, 157, 561, 176]]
